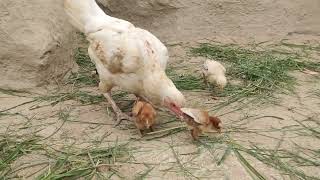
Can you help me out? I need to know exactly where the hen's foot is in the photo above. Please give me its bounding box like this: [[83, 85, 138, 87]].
[[114, 112, 133, 127], [103, 92, 133, 127]]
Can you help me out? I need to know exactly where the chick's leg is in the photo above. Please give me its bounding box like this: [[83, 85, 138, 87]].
[[138, 129, 144, 137], [191, 128, 201, 141], [103, 92, 132, 127], [202, 72, 208, 86]]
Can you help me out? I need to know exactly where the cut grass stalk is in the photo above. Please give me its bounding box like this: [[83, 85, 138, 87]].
[[134, 166, 155, 180], [67, 47, 98, 87], [37, 142, 131, 180], [0, 91, 107, 113], [169, 142, 199, 179], [35, 91, 105, 106], [0, 99, 37, 113], [200, 130, 320, 180], [0, 88, 31, 97], [166, 69, 206, 91], [279, 40, 320, 52], [0, 134, 42, 177], [292, 119, 320, 139], [146, 125, 187, 136], [246, 145, 320, 180], [145, 126, 186, 141], [233, 148, 266, 180], [217, 146, 231, 166], [42, 109, 71, 140]]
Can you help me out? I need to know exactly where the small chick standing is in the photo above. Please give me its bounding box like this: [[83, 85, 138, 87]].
[[202, 60, 227, 90], [132, 100, 157, 136], [181, 108, 222, 140]]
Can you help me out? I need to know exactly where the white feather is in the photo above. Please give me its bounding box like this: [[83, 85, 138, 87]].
[[181, 108, 204, 124], [181, 108, 197, 121], [64, 0, 133, 34]]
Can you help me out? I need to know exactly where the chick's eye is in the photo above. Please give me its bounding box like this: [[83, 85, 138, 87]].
[[203, 65, 208, 71]]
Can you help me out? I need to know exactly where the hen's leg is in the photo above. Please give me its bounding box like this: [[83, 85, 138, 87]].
[[103, 93, 132, 127]]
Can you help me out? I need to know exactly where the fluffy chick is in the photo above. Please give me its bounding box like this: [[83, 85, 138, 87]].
[[181, 108, 222, 140], [132, 100, 157, 136], [202, 59, 227, 90]]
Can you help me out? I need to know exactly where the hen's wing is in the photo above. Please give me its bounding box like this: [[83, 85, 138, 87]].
[[88, 27, 169, 74], [88, 30, 142, 74], [135, 28, 169, 70]]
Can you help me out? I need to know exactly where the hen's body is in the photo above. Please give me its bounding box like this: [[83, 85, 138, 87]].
[[88, 27, 169, 98], [64, 0, 185, 125]]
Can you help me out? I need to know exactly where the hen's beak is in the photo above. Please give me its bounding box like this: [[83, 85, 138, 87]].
[[169, 105, 184, 118], [164, 99, 184, 119], [168, 106, 184, 120]]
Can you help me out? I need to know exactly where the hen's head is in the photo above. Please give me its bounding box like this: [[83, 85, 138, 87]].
[[142, 69, 186, 118], [162, 85, 186, 118]]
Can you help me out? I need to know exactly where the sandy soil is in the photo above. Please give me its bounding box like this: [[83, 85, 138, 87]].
[[1, 0, 320, 179]]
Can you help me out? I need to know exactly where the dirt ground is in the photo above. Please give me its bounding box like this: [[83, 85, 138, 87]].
[[1, 0, 320, 179]]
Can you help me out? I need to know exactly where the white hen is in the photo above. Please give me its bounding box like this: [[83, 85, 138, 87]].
[[64, 0, 185, 125], [202, 60, 227, 90]]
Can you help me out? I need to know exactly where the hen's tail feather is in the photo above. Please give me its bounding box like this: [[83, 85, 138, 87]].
[[64, 0, 133, 34]]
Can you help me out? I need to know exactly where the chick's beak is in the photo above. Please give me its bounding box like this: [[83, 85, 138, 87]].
[[145, 119, 151, 128]]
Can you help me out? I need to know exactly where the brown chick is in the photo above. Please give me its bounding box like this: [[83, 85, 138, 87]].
[[181, 108, 222, 140], [132, 100, 157, 136]]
